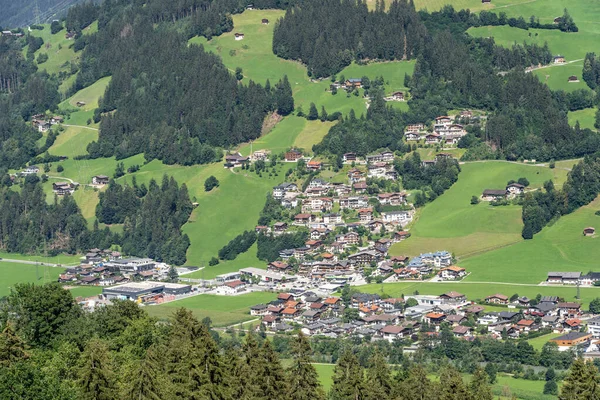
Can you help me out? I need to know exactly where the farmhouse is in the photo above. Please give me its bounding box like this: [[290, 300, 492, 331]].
[[294, 213, 316, 225], [50, 116, 64, 125], [405, 123, 425, 133], [439, 291, 466, 303], [285, 149, 303, 162], [438, 266, 466, 280], [506, 183, 524, 195], [234, 33, 245, 40], [378, 192, 407, 205], [584, 227, 595, 236], [343, 152, 357, 163], [307, 160, 323, 171], [546, 271, 581, 285], [224, 153, 249, 168], [92, 175, 110, 185], [52, 182, 75, 195], [390, 91, 404, 101], [22, 166, 39, 175], [481, 189, 506, 201], [366, 151, 394, 163], [425, 133, 441, 144], [404, 132, 421, 141], [345, 78, 362, 88], [485, 294, 509, 305], [273, 182, 298, 199], [553, 55, 566, 64]]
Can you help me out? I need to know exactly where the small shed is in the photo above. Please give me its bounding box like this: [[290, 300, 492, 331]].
[[584, 227, 596, 236], [568, 75, 578, 82], [262, 19, 269, 25], [234, 33, 245, 40]]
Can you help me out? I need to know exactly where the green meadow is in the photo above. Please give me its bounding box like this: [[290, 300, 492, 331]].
[[191, 10, 415, 116], [460, 196, 600, 283], [527, 332, 563, 351], [48, 125, 98, 157], [569, 107, 597, 131], [0, 262, 65, 298], [145, 291, 276, 326], [389, 161, 557, 258]]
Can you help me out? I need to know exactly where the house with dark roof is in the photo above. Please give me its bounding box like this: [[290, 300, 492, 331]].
[[481, 189, 506, 201]]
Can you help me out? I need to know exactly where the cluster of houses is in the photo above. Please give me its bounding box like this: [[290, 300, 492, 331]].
[[404, 113, 470, 145], [251, 289, 596, 352], [59, 250, 171, 291], [481, 182, 526, 201], [31, 114, 63, 132]]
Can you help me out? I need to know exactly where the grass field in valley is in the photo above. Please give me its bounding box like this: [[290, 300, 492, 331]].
[[389, 161, 558, 258], [0, 262, 65, 298], [145, 291, 276, 326], [191, 10, 415, 116]]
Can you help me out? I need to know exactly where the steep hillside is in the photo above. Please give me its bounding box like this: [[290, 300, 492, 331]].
[[0, 0, 85, 28]]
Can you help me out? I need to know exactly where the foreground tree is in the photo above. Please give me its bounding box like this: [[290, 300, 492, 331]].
[[78, 339, 116, 400], [559, 358, 600, 399], [288, 333, 325, 400]]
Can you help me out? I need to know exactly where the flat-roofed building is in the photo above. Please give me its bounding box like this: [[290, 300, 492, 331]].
[[102, 281, 191, 301]]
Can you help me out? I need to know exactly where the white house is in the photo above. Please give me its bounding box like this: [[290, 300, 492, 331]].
[[381, 210, 413, 224]]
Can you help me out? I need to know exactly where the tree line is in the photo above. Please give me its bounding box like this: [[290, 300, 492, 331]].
[[96, 175, 193, 265], [273, 0, 428, 78]]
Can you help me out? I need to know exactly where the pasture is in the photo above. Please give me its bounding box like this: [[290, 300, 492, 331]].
[[568, 107, 597, 131], [191, 10, 415, 116], [0, 262, 65, 298], [48, 125, 99, 157], [460, 196, 600, 283], [389, 161, 555, 258], [145, 291, 276, 326]]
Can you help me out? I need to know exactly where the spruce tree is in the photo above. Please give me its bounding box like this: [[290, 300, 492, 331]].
[[256, 339, 289, 400], [288, 333, 325, 400], [276, 75, 294, 116], [364, 350, 392, 400], [468, 367, 493, 400], [78, 339, 115, 400], [122, 345, 170, 400], [0, 323, 28, 366], [330, 348, 365, 400], [439, 366, 468, 400], [307, 103, 319, 120], [398, 365, 438, 400], [559, 358, 600, 400]]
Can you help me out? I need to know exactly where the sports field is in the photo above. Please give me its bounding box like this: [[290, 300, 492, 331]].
[[145, 291, 277, 326], [389, 161, 556, 258]]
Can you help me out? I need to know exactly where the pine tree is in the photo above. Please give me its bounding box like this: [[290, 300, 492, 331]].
[[0, 323, 28, 366], [288, 333, 325, 400], [468, 367, 493, 400], [397, 365, 438, 400], [330, 348, 365, 400], [559, 358, 600, 399], [122, 345, 170, 400], [439, 366, 468, 400], [276, 75, 294, 116], [307, 103, 319, 120], [78, 339, 115, 400], [256, 339, 288, 400], [364, 350, 392, 400]]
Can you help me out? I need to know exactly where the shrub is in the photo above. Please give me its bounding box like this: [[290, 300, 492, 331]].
[[204, 175, 219, 191]]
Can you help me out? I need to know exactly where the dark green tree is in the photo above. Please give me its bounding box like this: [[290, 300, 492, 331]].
[[288, 333, 325, 400], [330, 348, 365, 400], [78, 339, 115, 400], [204, 175, 220, 191]]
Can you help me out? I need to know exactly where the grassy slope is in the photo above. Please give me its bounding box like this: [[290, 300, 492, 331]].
[[390, 162, 555, 258], [145, 291, 276, 326], [48, 125, 98, 157], [191, 10, 415, 116], [460, 196, 600, 283]]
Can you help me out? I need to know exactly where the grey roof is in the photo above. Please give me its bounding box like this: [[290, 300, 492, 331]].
[[483, 189, 506, 196], [251, 304, 267, 310], [553, 332, 591, 341], [302, 310, 321, 318], [535, 302, 557, 312], [540, 296, 559, 303], [498, 311, 518, 319], [542, 315, 559, 322], [304, 323, 324, 330], [548, 272, 581, 279]]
